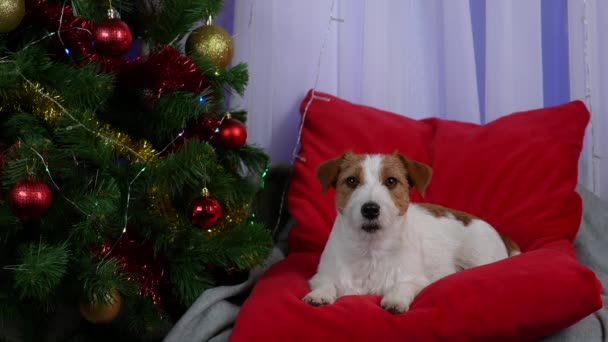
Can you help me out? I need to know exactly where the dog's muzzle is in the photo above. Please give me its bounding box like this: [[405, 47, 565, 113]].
[[361, 202, 380, 233]]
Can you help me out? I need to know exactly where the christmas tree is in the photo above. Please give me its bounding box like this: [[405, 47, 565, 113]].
[[0, 0, 273, 340]]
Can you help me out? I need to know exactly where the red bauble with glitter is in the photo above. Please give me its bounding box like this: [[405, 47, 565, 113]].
[[189, 194, 223, 229], [93, 17, 132, 56], [211, 115, 247, 149], [8, 179, 53, 221]]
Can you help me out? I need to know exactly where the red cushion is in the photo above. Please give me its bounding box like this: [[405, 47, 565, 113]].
[[231, 90, 602, 341]]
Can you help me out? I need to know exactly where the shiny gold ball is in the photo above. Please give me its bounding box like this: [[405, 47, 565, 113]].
[[186, 24, 234, 68], [0, 0, 25, 33], [79, 289, 122, 324]]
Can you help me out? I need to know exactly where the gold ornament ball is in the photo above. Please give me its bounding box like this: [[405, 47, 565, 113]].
[[79, 289, 122, 324], [186, 24, 234, 68], [0, 0, 25, 33]]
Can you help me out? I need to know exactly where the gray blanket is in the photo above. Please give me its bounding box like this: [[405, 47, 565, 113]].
[[165, 186, 608, 342]]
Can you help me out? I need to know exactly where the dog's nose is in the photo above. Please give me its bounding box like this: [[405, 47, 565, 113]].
[[361, 202, 380, 219]]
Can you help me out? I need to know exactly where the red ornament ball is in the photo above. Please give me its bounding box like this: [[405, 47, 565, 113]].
[[189, 196, 223, 229], [93, 18, 133, 56], [211, 117, 247, 149], [9, 179, 53, 221]]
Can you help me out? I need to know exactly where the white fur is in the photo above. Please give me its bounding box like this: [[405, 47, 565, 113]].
[[303, 154, 514, 313]]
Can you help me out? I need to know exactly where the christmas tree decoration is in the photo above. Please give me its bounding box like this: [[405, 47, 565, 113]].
[[0, 83, 157, 163], [166, 116, 220, 154], [210, 205, 249, 235], [8, 179, 53, 221], [1, 0, 271, 339], [97, 228, 168, 306], [210, 113, 247, 149], [0, 82, 64, 124], [147, 186, 180, 233], [79, 289, 122, 324], [190, 188, 223, 229], [193, 116, 221, 141], [0, 0, 25, 33], [185, 23, 234, 68], [118, 46, 213, 104], [93, 9, 133, 56]]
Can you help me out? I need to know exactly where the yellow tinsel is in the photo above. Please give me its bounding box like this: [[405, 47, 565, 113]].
[[148, 186, 181, 233], [0, 82, 64, 124], [97, 123, 157, 162], [0, 82, 156, 162], [210, 204, 249, 236]]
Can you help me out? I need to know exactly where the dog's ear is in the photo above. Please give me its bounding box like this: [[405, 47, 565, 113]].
[[317, 154, 345, 193], [396, 152, 432, 197]]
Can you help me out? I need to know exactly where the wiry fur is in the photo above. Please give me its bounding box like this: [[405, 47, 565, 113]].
[[303, 152, 519, 314]]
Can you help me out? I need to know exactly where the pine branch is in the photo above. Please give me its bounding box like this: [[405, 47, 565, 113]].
[[208, 222, 273, 270], [148, 139, 215, 193], [170, 262, 213, 306], [173, 222, 272, 271], [9, 241, 70, 302], [0, 292, 21, 324], [53, 120, 117, 169], [123, 295, 170, 336], [207, 165, 258, 205], [190, 58, 249, 97], [143, 89, 214, 145], [0, 204, 20, 227], [78, 257, 137, 304], [0, 47, 50, 91], [1, 112, 51, 142], [148, 0, 224, 45], [220, 145, 269, 178], [222, 63, 249, 96], [70, 0, 135, 22], [37, 63, 114, 114]]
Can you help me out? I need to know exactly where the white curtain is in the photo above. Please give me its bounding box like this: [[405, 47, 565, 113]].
[[231, 0, 607, 200]]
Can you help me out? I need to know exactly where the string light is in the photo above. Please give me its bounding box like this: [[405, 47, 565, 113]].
[[29, 146, 89, 217], [0, 0, 270, 269], [582, 0, 599, 194]]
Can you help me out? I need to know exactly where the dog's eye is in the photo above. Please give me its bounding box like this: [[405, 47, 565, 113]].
[[345, 176, 359, 188], [385, 177, 398, 189]]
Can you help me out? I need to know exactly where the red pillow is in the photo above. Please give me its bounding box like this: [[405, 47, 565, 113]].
[[231, 90, 602, 341]]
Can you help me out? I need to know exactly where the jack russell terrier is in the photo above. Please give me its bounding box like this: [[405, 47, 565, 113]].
[[303, 152, 519, 314]]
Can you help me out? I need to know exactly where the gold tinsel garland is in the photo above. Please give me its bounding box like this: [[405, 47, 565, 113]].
[[147, 186, 248, 237], [211, 204, 248, 236], [2, 82, 253, 235], [0, 82, 157, 162], [147, 186, 181, 233]]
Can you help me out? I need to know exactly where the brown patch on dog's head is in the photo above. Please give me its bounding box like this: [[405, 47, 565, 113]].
[[417, 203, 476, 226], [395, 153, 432, 197], [317, 152, 366, 212], [380, 154, 412, 214]]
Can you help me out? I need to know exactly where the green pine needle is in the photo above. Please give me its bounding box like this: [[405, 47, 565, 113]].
[[170, 263, 214, 306], [149, 0, 224, 45], [10, 242, 70, 301]]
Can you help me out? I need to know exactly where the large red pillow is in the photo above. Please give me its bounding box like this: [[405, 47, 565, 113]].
[[232, 90, 602, 341]]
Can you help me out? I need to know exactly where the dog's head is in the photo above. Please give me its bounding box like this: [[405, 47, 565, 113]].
[[317, 152, 432, 233]]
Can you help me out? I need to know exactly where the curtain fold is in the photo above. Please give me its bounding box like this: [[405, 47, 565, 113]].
[[231, 0, 606, 199]]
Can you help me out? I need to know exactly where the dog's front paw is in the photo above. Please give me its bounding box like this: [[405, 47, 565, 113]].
[[302, 289, 336, 307], [380, 295, 411, 314]]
